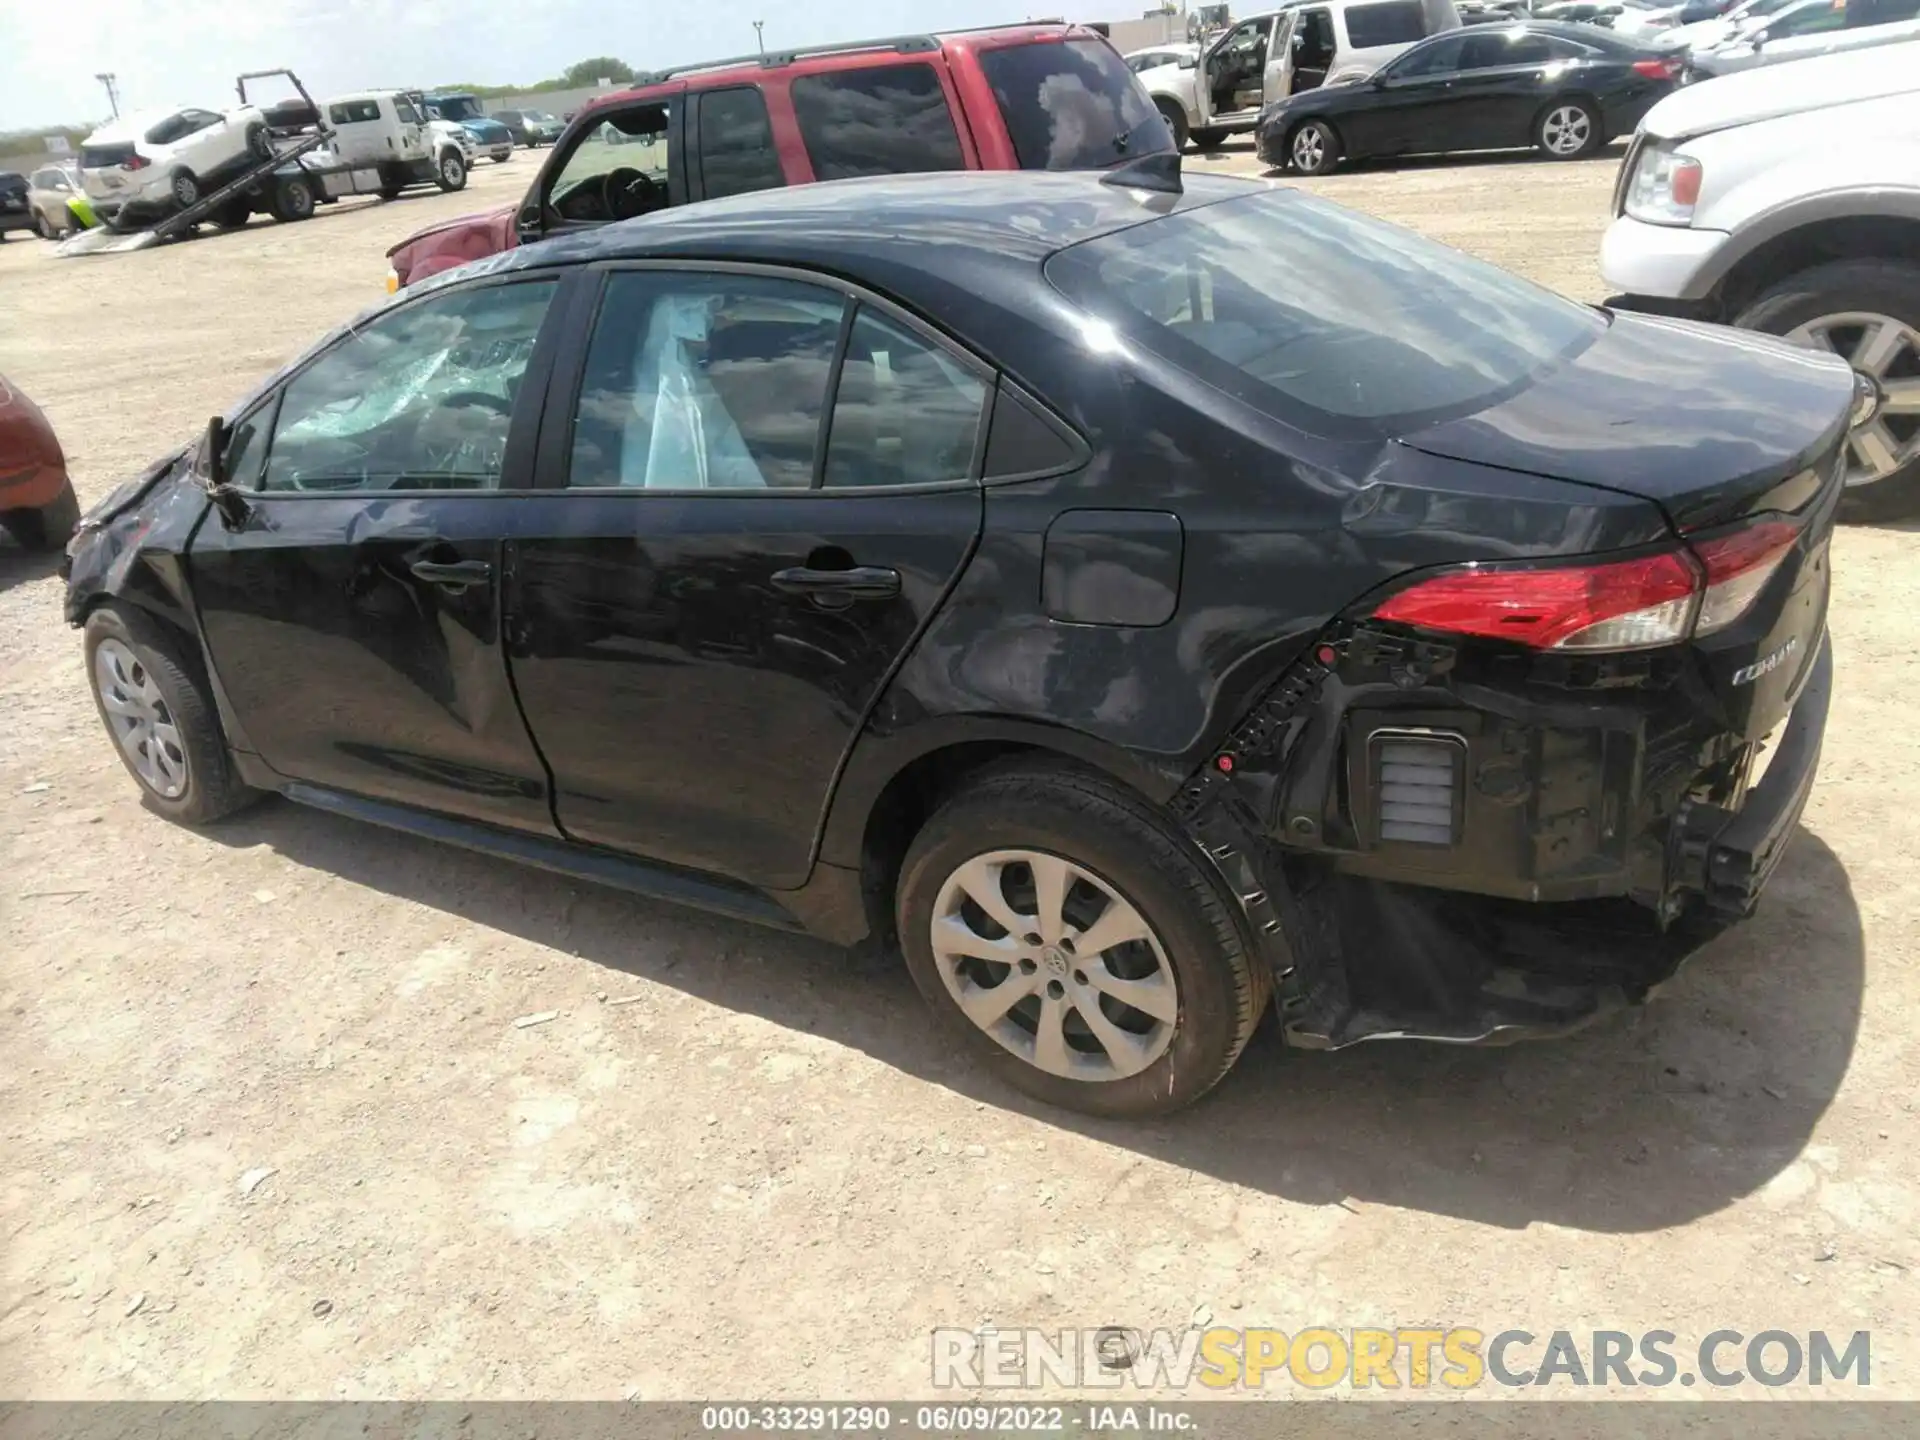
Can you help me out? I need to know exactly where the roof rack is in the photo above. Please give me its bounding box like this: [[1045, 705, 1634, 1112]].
[[625, 19, 1073, 88]]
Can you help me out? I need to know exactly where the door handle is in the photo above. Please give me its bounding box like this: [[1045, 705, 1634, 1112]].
[[769, 565, 902, 602], [409, 557, 493, 590]]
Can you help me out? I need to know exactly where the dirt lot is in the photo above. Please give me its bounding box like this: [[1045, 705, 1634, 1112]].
[[2, 143, 1917, 1402]]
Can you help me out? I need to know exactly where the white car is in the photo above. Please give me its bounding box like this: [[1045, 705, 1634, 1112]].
[[79, 105, 273, 226], [1662, 0, 1800, 48], [1124, 42, 1199, 72], [1600, 42, 1920, 519], [1688, 0, 1920, 74]]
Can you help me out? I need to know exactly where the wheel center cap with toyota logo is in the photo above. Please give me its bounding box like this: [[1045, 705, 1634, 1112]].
[[1042, 946, 1070, 976]]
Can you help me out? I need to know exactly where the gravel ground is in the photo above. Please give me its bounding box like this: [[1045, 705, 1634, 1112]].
[[2, 142, 1917, 1402]]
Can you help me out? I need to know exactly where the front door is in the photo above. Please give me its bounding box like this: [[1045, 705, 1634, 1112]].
[[188, 273, 565, 833], [1342, 33, 1473, 157], [506, 267, 990, 889], [1206, 16, 1277, 118]]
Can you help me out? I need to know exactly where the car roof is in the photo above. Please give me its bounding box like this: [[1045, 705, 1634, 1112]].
[[83, 108, 182, 143], [575, 21, 1099, 116], [517, 169, 1263, 277]]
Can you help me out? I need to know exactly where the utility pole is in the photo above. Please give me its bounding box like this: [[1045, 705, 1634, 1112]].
[[95, 72, 120, 118], [753, 20, 765, 54]]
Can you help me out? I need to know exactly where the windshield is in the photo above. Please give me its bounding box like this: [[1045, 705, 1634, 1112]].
[[432, 96, 482, 122], [979, 37, 1173, 170], [1046, 188, 1605, 437]]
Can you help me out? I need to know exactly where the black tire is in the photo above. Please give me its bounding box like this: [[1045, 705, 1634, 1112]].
[[1154, 98, 1190, 152], [244, 121, 272, 160], [895, 761, 1270, 1118], [1287, 119, 1341, 176], [170, 171, 201, 209], [211, 197, 252, 230], [379, 185, 404, 201], [1734, 258, 1920, 523], [82, 604, 262, 826], [491, 154, 512, 165], [268, 176, 315, 222], [2, 478, 80, 550], [1534, 96, 1601, 160], [435, 151, 468, 192], [1190, 126, 1228, 150]]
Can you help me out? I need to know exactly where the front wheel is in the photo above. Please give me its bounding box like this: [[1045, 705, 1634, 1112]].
[[1189, 126, 1228, 151], [1288, 119, 1340, 176], [1736, 259, 1920, 522], [1535, 98, 1600, 159], [435, 151, 468, 192], [896, 763, 1269, 1118], [1154, 99, 1190, 152], [83, 605, 261, 825]]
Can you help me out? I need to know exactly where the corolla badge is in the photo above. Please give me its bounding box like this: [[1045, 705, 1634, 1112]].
[[1732, 635, 1799, 687]]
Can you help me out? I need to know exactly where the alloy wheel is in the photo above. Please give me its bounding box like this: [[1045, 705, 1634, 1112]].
[[1291, 126, 1325, 172], [928, 849, 1179, 1082], [93, 638, 189, 799], [1541, 105, 1591, 156], [1786, 312, 1920, 489]]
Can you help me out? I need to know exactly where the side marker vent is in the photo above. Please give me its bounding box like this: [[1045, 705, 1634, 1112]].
[[1375, 733, 1463, 846]]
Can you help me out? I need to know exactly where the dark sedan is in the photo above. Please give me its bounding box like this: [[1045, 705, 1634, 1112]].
[[1256, 21, 1681, 173], [64, 166, 1850, 1117]]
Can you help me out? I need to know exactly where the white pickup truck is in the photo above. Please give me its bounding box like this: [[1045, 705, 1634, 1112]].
[[1601, 42, 1920, 520]]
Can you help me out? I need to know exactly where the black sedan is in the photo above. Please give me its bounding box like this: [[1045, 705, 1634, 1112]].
[[64, 166, 1849, 1117], [1256, 22, 1681, 174]]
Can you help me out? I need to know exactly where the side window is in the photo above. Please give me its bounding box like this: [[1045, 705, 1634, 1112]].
[[791, 64, 966, 181], [178, 109, 224, 136], [823, 308, 987, 489], [258, 279, 556, 493], [394, 98, 422, 124], [1460, 32, 1562, 67], [1769, 2, 1850, 34], [144, 113, 190, 146], [1297, 9, 1337, 59], [697, 87, 785, 200], [329, 100, 383, 125], [1387, 33, 1465, 76], [1343, 0, 1432, 47], [569, 273, 845, 491], [547, 103, 673, 225]]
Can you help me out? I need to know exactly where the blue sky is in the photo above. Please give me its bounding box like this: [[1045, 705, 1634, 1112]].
[[0, 0, 1111, 131]]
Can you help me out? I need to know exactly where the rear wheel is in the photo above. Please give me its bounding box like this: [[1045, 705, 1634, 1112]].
[[1535, 98, 1599, 159], [83, 605, 260, 825], [1288, 119, 1340, 176], [1, 478, 79, 550], [170, 171, 201, 209], [1154, 98, 1190, 152], [1736, 259, 1920, 522], [895, 762, 1269, 1118], [211, 197, 251, 230], [268, 176, 315, 222]]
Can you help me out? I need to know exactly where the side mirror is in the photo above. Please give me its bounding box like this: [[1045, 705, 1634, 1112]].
[[203, 415, 229, 489]]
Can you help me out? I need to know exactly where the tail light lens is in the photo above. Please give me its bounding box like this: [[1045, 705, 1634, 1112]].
[[124, 155, 151, 171], [1371, 520, 1802, 652], [1691, 520, 1800, 634], [1632, 57, 1679, 77], [1372, 551, 1701, 651]]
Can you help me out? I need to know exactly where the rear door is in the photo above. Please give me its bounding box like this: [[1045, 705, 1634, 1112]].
[[504, 265, 990, 888], [187, 273, 565, 833], [785, 59, 975, 182]]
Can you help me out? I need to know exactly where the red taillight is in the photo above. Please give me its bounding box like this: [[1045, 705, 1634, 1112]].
[[1690, 520, 1799, 635], [1372, 551, 1702, 651], [123, 154, 150, 171], [1372, 520, 1802, 652], [1632, 57, 1679, 79]]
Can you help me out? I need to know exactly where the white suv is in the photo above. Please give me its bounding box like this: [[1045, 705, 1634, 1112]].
[[79, 105, 273, 226], [1601, 42, 1920, 520]]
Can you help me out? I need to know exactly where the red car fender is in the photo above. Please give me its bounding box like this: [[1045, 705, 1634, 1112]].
[[0, 373, 71, 512]]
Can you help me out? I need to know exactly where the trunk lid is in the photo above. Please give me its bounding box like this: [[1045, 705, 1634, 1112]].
[[1402, 311, 1853, 745], [1399, 311, 1856, 532]]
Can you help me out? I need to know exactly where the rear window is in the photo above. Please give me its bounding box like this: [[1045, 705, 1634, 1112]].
[[979, 37, 1172, 170], [790, 64, 966, 180], [1344, 0, 1433, 47], [81, 143, 136, 169], [1045, 188, 1603, 437]]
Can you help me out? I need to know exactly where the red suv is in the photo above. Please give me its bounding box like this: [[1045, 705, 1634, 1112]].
[[386, 23, 1171, 289]]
